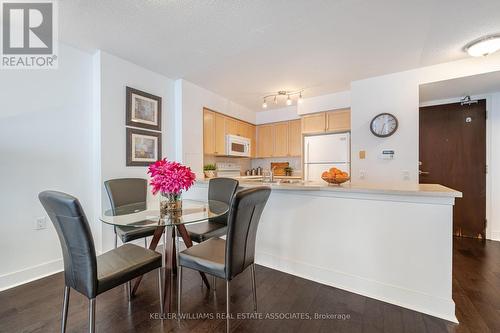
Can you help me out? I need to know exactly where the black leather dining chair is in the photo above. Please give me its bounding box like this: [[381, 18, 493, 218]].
[[184, 177, 238, 291], [104, 178, 157, 248], [39, 191, 163, 333], [177, 186, 271, 333], [185, 177, 239, 244]]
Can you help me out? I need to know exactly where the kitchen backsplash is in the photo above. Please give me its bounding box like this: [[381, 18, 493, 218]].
[[203, 155, 302, 176], [204, 155, 251, 175], [251, 157, 302, 176]]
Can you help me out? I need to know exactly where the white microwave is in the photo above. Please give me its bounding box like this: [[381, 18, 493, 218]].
[[226, 135, 251, 157]]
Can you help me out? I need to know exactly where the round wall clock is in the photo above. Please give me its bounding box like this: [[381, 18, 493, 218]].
[[370, 113, 398, 138]]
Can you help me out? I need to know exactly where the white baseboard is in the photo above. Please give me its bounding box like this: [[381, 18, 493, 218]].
[[255, 251, 458, 323], [489, 231, 500, 241], [0, 258, 63, 292], [0, 237, 166, 292]]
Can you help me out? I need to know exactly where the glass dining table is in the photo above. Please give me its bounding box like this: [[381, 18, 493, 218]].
[[100, 199, 229, 312]]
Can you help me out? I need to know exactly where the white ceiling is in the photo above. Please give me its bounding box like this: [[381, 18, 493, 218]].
[[60, 0, 500, 110], [419, 70, 500, 103]]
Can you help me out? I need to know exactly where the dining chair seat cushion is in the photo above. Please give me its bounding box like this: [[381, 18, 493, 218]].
[[185, 221, 227, 243], [179, 238, 226, 279], [96, 244, 162, 295], [115, 225, 157, 243]]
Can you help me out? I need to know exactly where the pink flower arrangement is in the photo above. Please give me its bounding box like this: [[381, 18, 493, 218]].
[[148, 159, 196, 197]]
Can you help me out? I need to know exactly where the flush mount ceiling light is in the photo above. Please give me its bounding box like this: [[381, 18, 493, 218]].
[[262, 90, 304, 109], [465, 34, 500, 57]]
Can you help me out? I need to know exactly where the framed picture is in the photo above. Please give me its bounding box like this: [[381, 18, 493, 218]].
[[126, 128, 162, 166], [126, 86, 162, 131]]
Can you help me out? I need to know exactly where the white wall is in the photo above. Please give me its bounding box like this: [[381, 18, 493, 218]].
[[350, 53, 500, 187], [0, 44, 94, 290], [351, 71, 420, 186], [176, 79, 256, 177], [96, 51, 175, 252], [256, 106, 299, 124], [297, 90, 351, 115]]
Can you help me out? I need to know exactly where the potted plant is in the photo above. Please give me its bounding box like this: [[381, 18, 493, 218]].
[[148, 159, 196, 218], [203, 164, 217, 179], [284, 166, 293, 176]]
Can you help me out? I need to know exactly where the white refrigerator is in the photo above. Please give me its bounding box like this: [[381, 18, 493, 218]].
[[304, 132, 350, 182]]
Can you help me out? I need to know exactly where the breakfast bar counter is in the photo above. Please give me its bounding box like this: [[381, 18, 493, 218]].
[[186, 179, 462, 322]]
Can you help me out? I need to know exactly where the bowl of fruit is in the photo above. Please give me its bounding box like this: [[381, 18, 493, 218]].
[[321, 168, 350, 185]]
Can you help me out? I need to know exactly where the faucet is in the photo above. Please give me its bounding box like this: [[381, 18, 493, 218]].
[[270, 166, 276, 182]]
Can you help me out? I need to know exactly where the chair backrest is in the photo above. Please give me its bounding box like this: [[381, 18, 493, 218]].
[[224, 186, 271, 280], [208, 178, 239, 225], [38, 191, 97, 298], [104, 178, 147, 214]]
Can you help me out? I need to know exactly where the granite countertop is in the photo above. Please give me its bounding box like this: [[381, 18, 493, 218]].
[[197, 178, 462, 198]]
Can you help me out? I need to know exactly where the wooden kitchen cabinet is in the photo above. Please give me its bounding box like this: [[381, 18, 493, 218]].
[[214, 112, 226, 155], [203, 109, 216, 155], [225, 117, 239, 136], [203, 108, 256, 156], [326, 109, 351, 132], [273, 122, 289, 157], [302, 112, 326, 133], [257, 124, 274, 158], [288, 119, 302, 157]]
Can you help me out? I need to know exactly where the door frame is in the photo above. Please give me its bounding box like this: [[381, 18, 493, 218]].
[[419, 94, 492, 240]]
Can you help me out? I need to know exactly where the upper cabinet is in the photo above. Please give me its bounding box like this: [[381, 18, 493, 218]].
[[224, 117, 239, 136], [256, 120, 302, 158], [257, 124, 274, 158], [288, 119, 302, 157], [273, 122, 289, 157], [326, 108, 350, 132], [302, 112, 326, 133], [214, 112, 226, 155], [203, 108, 256, 157], [302, 109, 351, 134], [203, 109, 216, 155]]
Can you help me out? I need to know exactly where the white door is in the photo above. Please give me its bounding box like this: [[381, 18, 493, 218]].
[[305, 163, 350, 182], [304, 133, 350, 163]]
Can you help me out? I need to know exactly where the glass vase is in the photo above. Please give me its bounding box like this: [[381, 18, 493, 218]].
[[160, 193, 183, 218]]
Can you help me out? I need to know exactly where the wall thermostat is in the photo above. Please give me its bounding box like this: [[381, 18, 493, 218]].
[[380, 150, 395, 160]]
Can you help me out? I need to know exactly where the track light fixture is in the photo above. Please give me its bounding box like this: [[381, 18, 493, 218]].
[[261, 90, 305, 109]]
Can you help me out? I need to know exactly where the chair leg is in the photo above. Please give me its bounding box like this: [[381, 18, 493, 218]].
[[61, 286, 70, 333], [177, 266, 182, 319], [144, 237, 148, 248], [212, 275, 216, 293], [162, 231, 167, 266], [251, 264, 257, 312], [226, 281, 230, 333], [127, 281, 131, 302], [88, 298, 96, 333], [158, 268, 164, 315], [114, 233, 117, 249]]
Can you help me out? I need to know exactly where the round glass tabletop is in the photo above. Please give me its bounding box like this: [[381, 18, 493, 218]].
[[100, 199, 229, 227]]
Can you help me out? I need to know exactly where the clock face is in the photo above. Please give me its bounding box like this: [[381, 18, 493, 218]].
[[370, 113, 398, 137]]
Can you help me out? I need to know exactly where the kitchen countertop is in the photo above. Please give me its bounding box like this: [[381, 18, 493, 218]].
[[197, 178, 462, 198]]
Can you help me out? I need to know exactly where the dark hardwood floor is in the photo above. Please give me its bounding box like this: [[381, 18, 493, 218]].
[[1, 238, 499, 332]]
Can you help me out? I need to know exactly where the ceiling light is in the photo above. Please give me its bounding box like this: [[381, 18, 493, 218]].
[[465, 34, 500, 57], [260, 89, 304, 109], [298, 92, 303, 104]]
